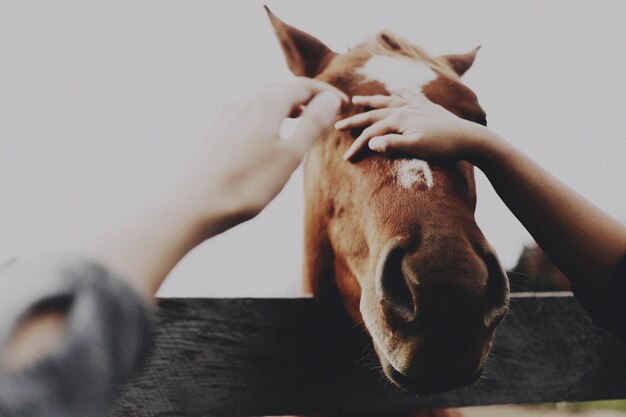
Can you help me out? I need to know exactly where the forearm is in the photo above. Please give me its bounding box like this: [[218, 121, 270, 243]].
[[472, 128, 626, 286], [87, 182, 240, 301], [3, 184, 237, 371]]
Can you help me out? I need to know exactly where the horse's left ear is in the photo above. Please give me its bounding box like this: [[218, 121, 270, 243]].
[[440, 46, 481, 77], [265, 6, 336, 77]]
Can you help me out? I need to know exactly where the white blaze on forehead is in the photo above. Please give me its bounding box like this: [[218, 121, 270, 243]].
[[356, 55, 437, 190], [396, 159, 434, 189], [355, 55, 437, 96]]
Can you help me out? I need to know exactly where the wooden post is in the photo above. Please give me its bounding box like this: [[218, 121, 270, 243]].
[[108, 294, 626, 416]]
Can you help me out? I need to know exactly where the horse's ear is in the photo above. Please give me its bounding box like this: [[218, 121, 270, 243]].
[[265, 6, 336, 77], [440, 46, 481, 77]]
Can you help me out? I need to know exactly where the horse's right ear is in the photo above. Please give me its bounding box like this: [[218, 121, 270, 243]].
[[265, 6, 336, 78], [440, 46, 481, 77]]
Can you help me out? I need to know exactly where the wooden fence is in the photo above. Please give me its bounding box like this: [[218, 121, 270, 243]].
[[109, 293, 626, 416]]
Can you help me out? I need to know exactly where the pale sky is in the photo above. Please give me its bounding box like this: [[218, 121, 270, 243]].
[[1, 1, 625, 297]]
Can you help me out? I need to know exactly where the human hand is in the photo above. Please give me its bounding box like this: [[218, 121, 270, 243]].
[[194, 77, 347, 226], [336, 95, 493, 164]]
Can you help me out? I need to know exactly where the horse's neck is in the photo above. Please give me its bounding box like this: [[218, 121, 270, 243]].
[[302, 222, 344, 311], [301, 177, 347, 314]]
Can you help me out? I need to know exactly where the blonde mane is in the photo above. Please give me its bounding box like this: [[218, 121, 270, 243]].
[[359, 32, 460, 80]]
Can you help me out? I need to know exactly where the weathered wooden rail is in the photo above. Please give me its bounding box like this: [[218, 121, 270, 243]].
[[109, 294, 626, 417]]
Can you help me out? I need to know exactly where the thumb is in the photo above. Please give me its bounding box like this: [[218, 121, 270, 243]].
[[284, 91, 343, 157]]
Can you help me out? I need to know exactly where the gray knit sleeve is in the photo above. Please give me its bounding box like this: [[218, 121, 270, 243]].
[[0, 255, 153, 417]]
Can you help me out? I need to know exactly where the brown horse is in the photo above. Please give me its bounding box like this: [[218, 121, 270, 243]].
[[267, 8, 509, 396]]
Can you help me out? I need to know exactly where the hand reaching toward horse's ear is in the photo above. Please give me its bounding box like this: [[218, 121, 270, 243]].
[[84, 78, 347, 301], [337, 95, 489, 164], [201, 77, 347, 223]]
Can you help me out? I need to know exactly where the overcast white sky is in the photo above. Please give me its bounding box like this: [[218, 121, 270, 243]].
[[1, 1, 625, 297]]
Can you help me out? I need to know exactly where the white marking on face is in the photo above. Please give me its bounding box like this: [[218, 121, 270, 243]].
[[356, 55, 437, 96], [356, 56, 436, 190], [396, 159, 434, 189]]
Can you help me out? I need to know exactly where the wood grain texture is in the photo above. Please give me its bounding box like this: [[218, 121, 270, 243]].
[[108, 295, 626, 416]]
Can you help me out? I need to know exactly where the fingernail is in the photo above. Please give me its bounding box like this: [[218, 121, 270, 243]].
[[342, 146, 355, 160], [352, 96, 362, 102], [334, 120, 345, 129], [369, 137, 383, 151], [331, 89, 349, 104]]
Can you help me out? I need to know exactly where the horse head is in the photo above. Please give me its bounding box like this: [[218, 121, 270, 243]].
[[267, 8, 509, 393]]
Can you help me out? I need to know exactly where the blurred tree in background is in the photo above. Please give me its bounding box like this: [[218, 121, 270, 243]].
[[508, 243, 571, 292]]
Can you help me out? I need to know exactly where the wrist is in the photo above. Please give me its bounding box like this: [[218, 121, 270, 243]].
[[186, 184, 241, 242], [462, 124, 508, 169]]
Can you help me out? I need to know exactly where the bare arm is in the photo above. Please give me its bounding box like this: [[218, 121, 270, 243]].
[[93, 78, 346, 300], [470, 128, 626, 285], [337, 94, 626, 287], [2, 78, 346, 372]]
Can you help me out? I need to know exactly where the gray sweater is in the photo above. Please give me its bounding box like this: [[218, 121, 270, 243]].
[[0, 256, 152, 417]]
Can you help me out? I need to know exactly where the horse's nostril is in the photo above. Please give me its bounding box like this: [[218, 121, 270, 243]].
[[375, 242, 416, 319], [484, 252, 510, 328]]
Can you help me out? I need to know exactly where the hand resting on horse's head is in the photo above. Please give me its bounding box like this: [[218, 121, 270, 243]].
[[193, 77, 347, 226], [337, 94, 494, 164]]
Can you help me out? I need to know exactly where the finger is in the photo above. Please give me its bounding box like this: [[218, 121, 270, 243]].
[[283, 91, 343, 162], [255, 78, 347, 133], [334, 108, 393, 130], [273, 77, 348, 117], [368, 133, 423, 155], [351, 95, 407, 109], [343, 119, 396, 161]]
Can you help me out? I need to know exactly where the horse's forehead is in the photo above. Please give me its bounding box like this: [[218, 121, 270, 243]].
[[355, 55, 437, 96], [353, 55, 437, 190], [370, 158, 434, 190], [395, 159, 434, 189]]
